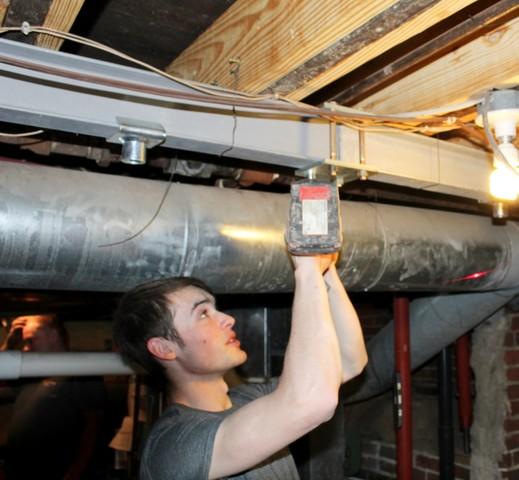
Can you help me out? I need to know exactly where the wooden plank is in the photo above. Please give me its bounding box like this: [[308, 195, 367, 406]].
[[0, 0, 9, 26], [4, 0, 53, 45], [35, 0, 85, 50], [166, 0, 400, 90], [355, 15, 519, 114], [286, 0, 479, 100], [307, 0, 519, 105]]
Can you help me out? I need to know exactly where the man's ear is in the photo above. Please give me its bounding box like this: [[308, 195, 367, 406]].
[[146, 337, 178, 361]]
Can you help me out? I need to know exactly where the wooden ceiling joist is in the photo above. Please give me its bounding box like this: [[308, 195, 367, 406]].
[[309, 0, 519, 106], [35, 0, 85, 50], [166, 0, 400, 89], [355, 15, 519, 114], [166, 0, 478, 99], [0, 1, 9, 26]]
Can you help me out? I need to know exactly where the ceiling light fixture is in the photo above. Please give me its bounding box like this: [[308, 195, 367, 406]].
[[476, 89, 519, 215]]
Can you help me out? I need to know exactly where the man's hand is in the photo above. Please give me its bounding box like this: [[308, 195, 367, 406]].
[[291, 252, 339, 275], [1, 318, 27, 351]]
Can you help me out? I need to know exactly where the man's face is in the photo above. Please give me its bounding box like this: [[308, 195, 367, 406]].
[[167, 287, 247, 376], [15, 316, 59, 352]]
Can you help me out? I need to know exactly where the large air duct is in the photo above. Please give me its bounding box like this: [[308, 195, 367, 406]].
[[1, 161, 519, 293], [345, 288, 519, 402]]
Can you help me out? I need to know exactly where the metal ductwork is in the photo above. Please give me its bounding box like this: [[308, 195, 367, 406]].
[[345, 288, 519, 402], [2, 161, 519, 293]]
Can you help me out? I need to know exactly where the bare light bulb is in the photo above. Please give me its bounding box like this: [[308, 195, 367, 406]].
[[489, 160, 519, 201]]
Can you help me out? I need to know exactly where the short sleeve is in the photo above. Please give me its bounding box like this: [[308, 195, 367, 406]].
[[140, 408, 224, 480], [229, 378, 279, 406]]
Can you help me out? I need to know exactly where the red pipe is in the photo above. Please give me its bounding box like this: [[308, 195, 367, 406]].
[[394, 296, 412, 480], [455, 334, 473, 453]]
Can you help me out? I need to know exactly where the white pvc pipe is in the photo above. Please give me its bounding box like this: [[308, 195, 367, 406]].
[[0, 351, 135, 380]]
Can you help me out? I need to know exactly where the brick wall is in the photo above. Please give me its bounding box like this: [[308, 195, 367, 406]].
[[359, 440, 470, 480], [356, 310, 519, 480]]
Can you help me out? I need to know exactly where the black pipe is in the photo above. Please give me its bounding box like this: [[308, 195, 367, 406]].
[[438, 347, 454, 480]]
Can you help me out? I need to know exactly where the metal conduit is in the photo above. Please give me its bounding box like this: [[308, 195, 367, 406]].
[[2, 161, 519, 293]]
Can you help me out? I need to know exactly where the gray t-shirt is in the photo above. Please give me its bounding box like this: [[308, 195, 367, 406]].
[[140, 381, 300, 479]]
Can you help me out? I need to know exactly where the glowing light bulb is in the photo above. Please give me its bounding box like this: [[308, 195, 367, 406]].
[[489, 161, 519, 201]]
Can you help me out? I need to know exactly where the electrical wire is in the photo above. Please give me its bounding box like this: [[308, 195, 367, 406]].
[[219, 106, 238, 158], [0, 22, 472, 132], [0, 129, 44, 137], [97, 170, 175, 248], [0, 24, 278, 102]]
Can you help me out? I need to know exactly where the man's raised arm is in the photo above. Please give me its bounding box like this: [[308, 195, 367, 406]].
[[209, 255, 344, 479], [324, 262, 368, 383]]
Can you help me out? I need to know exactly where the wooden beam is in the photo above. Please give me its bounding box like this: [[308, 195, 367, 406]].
[[355, 15, 519, 114], [35, 0, 85, 50], [285, 0, 480, 100], [166, 0, 401, 89], [0, 0, 9, 26], [307, 0, 519, 105], [167, 0, 479, 99]]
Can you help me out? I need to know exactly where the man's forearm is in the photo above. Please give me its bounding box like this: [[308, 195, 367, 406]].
[[324, 265, 368, 382], [279, 257, 342, 409]]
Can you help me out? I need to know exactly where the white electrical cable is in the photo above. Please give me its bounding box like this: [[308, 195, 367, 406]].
[[0, 129, 44, 137]]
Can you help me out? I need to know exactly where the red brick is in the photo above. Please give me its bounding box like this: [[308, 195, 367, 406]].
[[506, 418, 519, 433], [380, 444, 396, 460], [511, 316, 519, 331], [506, 384, 519, 400], [507, 333, 518, 347], [509, 385, 519, 400], [507, 467, 519, 479], [380, 459, 396, 474], [362, 440, 380, 456], [515, 332, 519, 346], [412, 468, 427, 480], [506, 434, 519, 451], [513, 450, 519, 466], [455, 464, 470, 480], [506, 351, 519, 366], [501, 453, 513, 468], [511, 401, 519, 416], [501, 469, 519, 480], [509, 368, 519, 382], [416, 454, 439, 470]]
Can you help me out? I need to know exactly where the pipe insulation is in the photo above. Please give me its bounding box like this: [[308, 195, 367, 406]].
[[345, 288, 519, 402], [0, 351, 134, 380], [2, 161, 519, 293]]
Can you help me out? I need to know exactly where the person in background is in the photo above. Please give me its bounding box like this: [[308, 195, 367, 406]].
[[113, 252, 368, 479], [4, 314, 106, 480]]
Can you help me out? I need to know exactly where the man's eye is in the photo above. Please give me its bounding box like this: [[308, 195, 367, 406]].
[[200, 311, 208, 319]]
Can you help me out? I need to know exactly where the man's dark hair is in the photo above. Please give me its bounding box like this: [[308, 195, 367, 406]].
[[113, 277, 213, 380], [41, 314, 69, 350]]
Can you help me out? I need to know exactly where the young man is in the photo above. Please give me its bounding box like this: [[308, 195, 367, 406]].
[[113, 254, 367, 479]]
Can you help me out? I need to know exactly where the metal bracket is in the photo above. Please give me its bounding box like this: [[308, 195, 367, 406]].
[[107, 117, 166, 165]]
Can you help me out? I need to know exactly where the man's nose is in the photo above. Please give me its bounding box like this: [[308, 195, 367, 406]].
[[218, 311, 235, 329]]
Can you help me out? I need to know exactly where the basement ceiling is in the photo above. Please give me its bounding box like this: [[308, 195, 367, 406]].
[[0, 0, 517, 176]]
